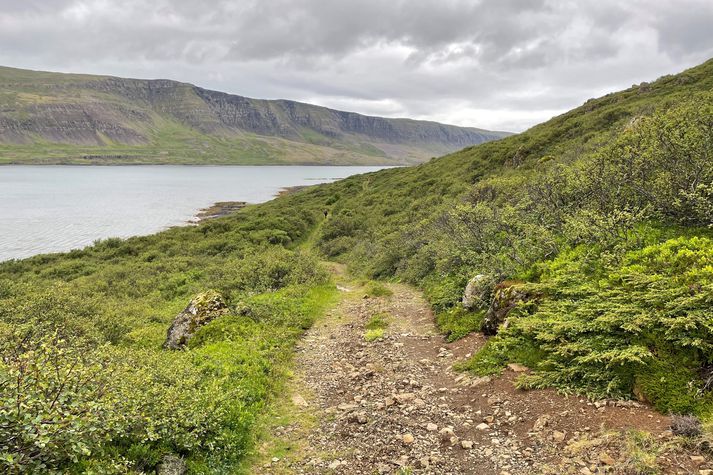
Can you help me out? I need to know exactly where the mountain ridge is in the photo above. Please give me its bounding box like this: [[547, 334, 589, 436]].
[[0, 65, 510, 165]]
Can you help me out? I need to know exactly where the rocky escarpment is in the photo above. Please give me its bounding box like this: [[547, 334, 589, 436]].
[[0, 101, 149, 145], [0, 65, 510, 164], [195, 87, 505, 146]]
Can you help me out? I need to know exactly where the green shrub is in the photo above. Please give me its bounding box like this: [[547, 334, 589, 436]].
[[0, 331, 113, 473], [467, 236, 713, 410]]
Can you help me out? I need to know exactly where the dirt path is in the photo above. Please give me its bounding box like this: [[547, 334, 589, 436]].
[[253, 276, 704, 474]]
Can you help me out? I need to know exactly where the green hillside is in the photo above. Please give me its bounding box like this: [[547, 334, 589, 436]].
[[0, 66, 508, 165], [1, 58, 712, 472]]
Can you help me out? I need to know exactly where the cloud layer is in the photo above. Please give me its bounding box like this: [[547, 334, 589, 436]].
[[1, 0, 712, 131]]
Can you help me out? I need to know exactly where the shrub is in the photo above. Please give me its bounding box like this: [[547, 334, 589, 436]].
[[670, 415, 703, 438], [0, 331, 113, 473], [464, 236, 713, 410]]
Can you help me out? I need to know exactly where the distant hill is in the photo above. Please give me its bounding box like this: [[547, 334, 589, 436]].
[[0, 66, 509, 165]]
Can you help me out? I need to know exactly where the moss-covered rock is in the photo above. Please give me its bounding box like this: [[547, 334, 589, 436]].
[[482, 282, 531, 336], [461, 274, 494, 311], [164, 290, 228, 350]]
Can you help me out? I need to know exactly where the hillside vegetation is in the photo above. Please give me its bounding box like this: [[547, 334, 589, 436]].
[[1, 59, 712, 473], [0, 66, 507, 165]]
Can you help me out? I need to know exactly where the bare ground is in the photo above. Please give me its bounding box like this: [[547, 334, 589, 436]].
[[252, 275, 709, 474]]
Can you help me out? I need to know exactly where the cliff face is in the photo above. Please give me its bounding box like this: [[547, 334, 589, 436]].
[[0, 66, 510, 164]]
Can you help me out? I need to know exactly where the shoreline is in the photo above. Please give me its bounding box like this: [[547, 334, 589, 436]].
[[190, 185, 312, 223]]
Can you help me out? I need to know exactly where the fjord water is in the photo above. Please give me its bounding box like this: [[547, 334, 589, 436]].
[[0, 165, 388, 262]]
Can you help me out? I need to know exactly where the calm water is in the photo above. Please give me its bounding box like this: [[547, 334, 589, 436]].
[[0, 165, 389, 262]]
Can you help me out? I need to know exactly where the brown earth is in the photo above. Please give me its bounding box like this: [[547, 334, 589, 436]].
[[252, 274, 709, 474]]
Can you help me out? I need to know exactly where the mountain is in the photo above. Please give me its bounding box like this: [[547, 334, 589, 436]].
[[0, 66, 509, 165]]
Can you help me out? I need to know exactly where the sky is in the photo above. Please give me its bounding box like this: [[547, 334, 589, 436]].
[[1, 0, 712, 132]]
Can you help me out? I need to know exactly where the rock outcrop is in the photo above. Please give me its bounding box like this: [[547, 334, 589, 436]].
[[164, 290, 228, 350], [461, 274, 493, 310], [482, 282, 532, 336]]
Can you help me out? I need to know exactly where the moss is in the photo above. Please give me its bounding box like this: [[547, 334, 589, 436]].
[[364, 328, 385, 341]]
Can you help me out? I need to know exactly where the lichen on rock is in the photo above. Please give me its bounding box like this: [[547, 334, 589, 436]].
[[461, 274, 494, 311], [157, 454, 187, 475], [482, 282, 531, 336], [164, 290, 228, 350]]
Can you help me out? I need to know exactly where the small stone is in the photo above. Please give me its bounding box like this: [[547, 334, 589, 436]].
[[553, 430, 566, 442], [507, 363, 530, 372], [426, 423, 438, 431], [599, 452, 615, 465], [484, 415, 495, 424], [377, 463, 391, 474], [476, 422, 490, 431], [328, 460, 342, 470], [415, 457, 430, 469], [533, 414, 550, 431], [461, 440, 474, 449], [348, 412, 368, 424], [402, 433, 415, 445], [395, 392, 415, 403], [691, 455, 706, 465], [291, 394, 308, 407]]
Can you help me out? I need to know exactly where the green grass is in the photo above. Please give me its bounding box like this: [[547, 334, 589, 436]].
[[364, 312, 390, 341], [363, 281, 393, 298]]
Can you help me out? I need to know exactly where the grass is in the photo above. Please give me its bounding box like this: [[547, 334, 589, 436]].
[[364, 312, 390, 341], [363, 282, 393, 298]]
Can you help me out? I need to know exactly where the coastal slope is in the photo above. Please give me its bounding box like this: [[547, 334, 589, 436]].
[[0, 66, 509, 165], [2, 58, 713, 473]]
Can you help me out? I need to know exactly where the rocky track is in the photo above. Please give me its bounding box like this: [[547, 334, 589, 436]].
[[255, 280, 706, 474]]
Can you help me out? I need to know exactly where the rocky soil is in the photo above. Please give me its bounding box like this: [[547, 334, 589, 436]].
[[254, 279, 709, 474]]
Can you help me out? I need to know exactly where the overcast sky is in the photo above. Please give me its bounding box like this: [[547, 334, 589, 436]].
[[1, 0, 712, 132]]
